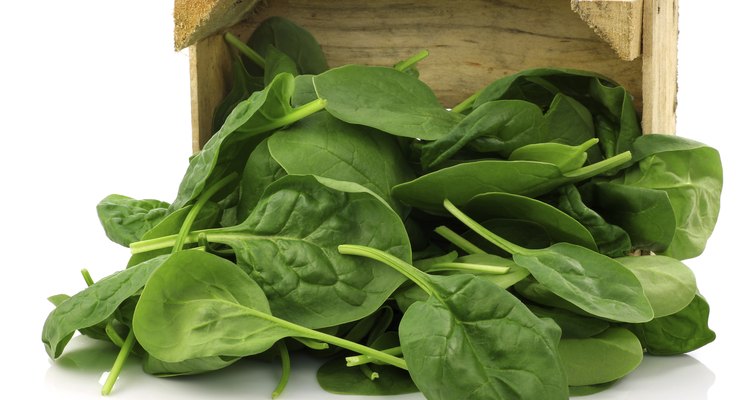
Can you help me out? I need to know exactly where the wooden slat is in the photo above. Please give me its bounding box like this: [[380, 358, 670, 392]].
[[189, 34, 232, 152], [571, 0, 644, 61], [190, 0, 649, 148], [641, 0, 679, 134]]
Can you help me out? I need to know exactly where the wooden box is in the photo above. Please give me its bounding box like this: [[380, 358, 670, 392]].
[[176, 0, 678, 151]]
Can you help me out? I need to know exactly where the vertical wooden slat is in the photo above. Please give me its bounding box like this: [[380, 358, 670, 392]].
[[642, 0, 679, 134], [189, 34, 232, 151]]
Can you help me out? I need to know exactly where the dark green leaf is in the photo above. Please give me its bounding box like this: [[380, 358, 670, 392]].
[[616, 255, 696, 318], [248, 16, 329, 75], [96, 195, 169, 247], [559, 327, 643, 386]]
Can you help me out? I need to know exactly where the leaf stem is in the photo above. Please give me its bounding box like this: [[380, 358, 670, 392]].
[[224, 32, 266, 69], [428, 262, 510, 275], [101, 330, 135, 395], [393, 49, 429, 72], [172, 172, 238, 252], [434, 225, 486, 255], [271, 340, 291, 399], [451, 90, 480, 113], [243, 97, 328, 136], [291, 337, 329, 350], [80, 269, 94, 286], [442, 199, 529, 256], [346, 346, 403, 367]]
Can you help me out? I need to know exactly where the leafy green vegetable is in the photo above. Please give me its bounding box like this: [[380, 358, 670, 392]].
[[558, 327, 643, 386], [339, 244, 569, 400], [96, 195, 170, 247], [509, 138, 598, 173], [313, 65, 463, 140], [248, 16, 329, 75], [616, 255, 697, 318]]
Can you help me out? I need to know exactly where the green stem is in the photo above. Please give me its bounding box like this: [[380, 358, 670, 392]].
[[243, 97, 328, 136], [443, 199, 528, 256], [101, 330, 135, 395], [428, 262, 510, 275], [80, 269, 94, 286], [346, 346, 403, 367], [563, 151, 632, 179], [292, 336, 329, 350], [338, 244, 436, 298], [393, 49, 429, 72], [451, 90, 480, 114], [224, 32, 266, 69], [271, 341, 291, 399], [105, 323, 125, 347], [434, 225, 486, 255], [173, 172, 238, 252], [359, 364, 380, 381]]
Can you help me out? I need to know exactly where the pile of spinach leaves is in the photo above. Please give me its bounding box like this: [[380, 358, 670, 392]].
[[43, 17, 722, 399]]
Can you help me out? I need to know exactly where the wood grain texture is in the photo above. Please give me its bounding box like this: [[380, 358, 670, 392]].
[[174, 0, 262, 50], [189, 34, 232, 152], [190, 0, 653, 148], [571, 0, 643, 61], [642, 0, 678, 134]]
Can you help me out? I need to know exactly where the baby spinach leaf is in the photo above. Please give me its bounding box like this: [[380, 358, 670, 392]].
[[555, 184, 631, 257], [393, 151, 631, 213], [172, 73, 325, 210], [96, 195, 170, 247], [339, 245, 569, 400], [629, 293, 716, 355], [615, 136, 723, 259], [616, 255, 697, 318], [509, 138, 598, 173], [419, 99, 545, 167], [313, 65, 463, 140], [235, 138, 287, 222], [558, 327, 643, 386], [316, 357, 418, 396], [540, 94, 600, 161], [463, 192, 597, 250], [212, 52, 264, 134], [444, 199, 653, 323], [268, 111, 415, 217], [143, 355, 241, 377], [263, 45, 299, 86], [42, 255, 168, 358], [248, 16, 329, 75], [133, 250, 408, 368], [586, 182, 675, 253], [526, 304, 610, 339], [291, 74, 317, 107]]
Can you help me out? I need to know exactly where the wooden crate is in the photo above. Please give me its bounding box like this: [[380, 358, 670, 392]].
[[177, 0, 678, 151]]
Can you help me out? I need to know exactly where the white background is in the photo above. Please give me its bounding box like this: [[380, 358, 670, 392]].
[[1, 1, 748, 399]]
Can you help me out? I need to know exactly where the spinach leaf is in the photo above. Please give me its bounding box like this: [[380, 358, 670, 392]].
[[42, 255, 168, 358], [96, 195, 169, 247], [526, 304, 610, 339], [313, 65, 463, 140], [248, 16, 329, 75], [558, 327, 643, 387], [629, 294, 716, 355], [263, 45, 299, 86], [445, 199, 653, 323], [316, 357, 418, 396], [172, 73, 325, 210], [539, 94, 600, 161], [616, 255, 697, 318], [463, 192, 597, 250], [133, 250, 408, 369], [508, 138, 598, 173], [235, 138, 287, 222], [392, 151, 631, 213], [586, 181, 676, 253], [419, 100, 545, 167], [268, 111, 415, 217], [134, 175, 411, 329], [292, 74, 317, 107], [212, 52, 264, 134], [615, 135, 723, 259], [339, 245, 568, 400], [555, 184, 631, 257], [143, 355, 240, 377]]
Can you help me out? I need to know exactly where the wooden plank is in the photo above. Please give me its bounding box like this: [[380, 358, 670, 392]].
[[571, 0, 643, 61], [641, 0, 678, 134], [189, 34, 232, 152], [191, 0, 645, 148]]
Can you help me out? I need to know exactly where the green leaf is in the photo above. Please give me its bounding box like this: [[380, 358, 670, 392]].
[[392, 152, 631, 214], [555, 185, 631, 257], [616, 255, 696, 318], [339, 245, 569, 400], [313, 65, 462, 140], [508, 138, 598, 173], [316, 358, 418, 396], [419, 100, 545, 167], [235, 138, 288, 222], [96, 195, 170, 247], [559, 327, 643, 386], [463, 192, 597, 250], [630, 293, 716, 355], [42, 255, 168, 358], [248, 16, 329, 75], [587, 182, 675, 253], [143, 355, 241, 377], [263, 45, 299, 86], [268, 112, 415, 217], [616, 135, 723, 259], [212, 52, 264, 133], [526, 304, 610, 339]]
